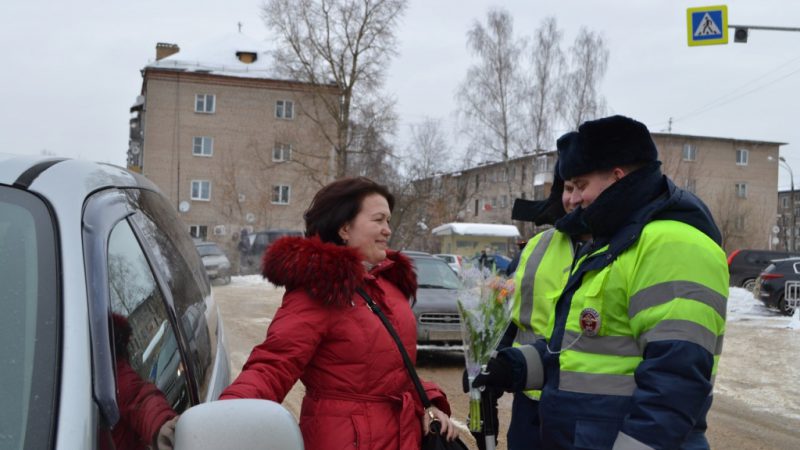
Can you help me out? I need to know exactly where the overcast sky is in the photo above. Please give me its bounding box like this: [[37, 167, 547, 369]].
[[2, 0, 799, 187]]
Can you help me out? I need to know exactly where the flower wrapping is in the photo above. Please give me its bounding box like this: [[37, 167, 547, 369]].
[[457, 266, 515, 432]]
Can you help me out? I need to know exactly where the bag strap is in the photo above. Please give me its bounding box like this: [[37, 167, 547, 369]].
[[356, 287, 433, 409]]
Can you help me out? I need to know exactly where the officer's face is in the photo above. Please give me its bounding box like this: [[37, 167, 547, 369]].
[[562, 181, 579, 213], [567, 168, 624, 208]]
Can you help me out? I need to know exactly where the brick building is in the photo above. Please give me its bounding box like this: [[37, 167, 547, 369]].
[[128, 34, 338, 261], [413, 133, 783, 254]]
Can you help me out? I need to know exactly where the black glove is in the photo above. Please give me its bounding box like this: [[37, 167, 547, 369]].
[[471, 352, 515, 391]]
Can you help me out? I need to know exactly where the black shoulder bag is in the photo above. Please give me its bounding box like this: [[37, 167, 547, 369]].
[[357, 287, 468, 450]]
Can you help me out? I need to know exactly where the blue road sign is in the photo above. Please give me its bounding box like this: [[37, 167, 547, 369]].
[[687, 5, 728, 46]]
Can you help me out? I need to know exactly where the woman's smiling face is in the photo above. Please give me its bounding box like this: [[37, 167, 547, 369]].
[[338, 193, 392, 265]]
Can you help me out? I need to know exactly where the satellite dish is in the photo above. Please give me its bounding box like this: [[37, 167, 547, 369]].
[[772, 237, 780, 245], [773, 225, 781, 234], [245, 213, 255, 223], [179, 201, 190, 213], [130, 142, 140, 155]]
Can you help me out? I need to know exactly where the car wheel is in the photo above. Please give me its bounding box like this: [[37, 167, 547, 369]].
[[778, 295, 795, 316], [742, 279, 756, 291]]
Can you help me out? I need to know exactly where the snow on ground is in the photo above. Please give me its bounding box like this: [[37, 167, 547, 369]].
[[717, 287, 800, 421]]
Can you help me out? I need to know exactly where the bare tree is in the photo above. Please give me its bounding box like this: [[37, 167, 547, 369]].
[[262, 0, 408, 178], [562, 27, 609, 129], [525, 17, 566, 151], [347, 95, 399, 181], [390, 118, 455, 250], [456, 8, 527, 165]]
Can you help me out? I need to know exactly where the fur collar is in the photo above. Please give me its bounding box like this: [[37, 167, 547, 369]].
[[261, 236, 417, 306]]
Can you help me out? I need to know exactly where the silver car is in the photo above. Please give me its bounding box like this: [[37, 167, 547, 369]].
[[408, 254, 463, 346], [0, 155, 302, 450]]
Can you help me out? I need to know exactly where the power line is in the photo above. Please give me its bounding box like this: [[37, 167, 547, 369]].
[[652, 53, 800, 128]]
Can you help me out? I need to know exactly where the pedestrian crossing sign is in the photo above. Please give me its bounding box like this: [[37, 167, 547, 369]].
[[687, 5, 728, 46]]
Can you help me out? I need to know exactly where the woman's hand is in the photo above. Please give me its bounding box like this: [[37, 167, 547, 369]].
[[422, 406, 459, 441]]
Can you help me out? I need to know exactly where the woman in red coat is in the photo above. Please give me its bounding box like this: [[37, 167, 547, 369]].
[[220, 177, 457, 450]]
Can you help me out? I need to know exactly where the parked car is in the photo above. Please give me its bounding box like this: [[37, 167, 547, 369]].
[[753, 257, 800, 316], [464, 253, 512, 273], [434, 253, 463, 274], [195, 241, 232, 284], [407, 254, 463, 346], [241, 229, 303, 273], [0, 154, 301, 449], [727, 249, 800, 290]]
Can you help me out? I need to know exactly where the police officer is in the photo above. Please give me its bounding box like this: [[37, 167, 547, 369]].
[[474, 115, 728, 449], [502, 151, 591, 450]]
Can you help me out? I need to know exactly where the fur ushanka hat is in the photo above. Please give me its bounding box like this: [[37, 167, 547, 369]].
[[557, 115, 658, 180]]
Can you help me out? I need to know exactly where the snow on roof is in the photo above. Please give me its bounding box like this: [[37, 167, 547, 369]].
[[431, 222, 521, 238], [146, 33, 284, 80]]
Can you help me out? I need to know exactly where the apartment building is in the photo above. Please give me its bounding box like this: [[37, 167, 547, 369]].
[[652, 133, 782, 252], [775, 189, 799, 251], [413, 133, 783, 254], [128, 34, 338, 258]]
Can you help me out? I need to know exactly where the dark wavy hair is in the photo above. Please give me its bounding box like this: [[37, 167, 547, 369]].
[[304, 177, 394, 245]]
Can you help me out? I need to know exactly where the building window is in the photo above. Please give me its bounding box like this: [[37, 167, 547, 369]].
[[500, 195, 507, 208], [272, 185, 290, 204], [685, 178, 696, 193], [189, 225, 208, 240], [275, 100, 294, 119], [682, 144, 696, 161], [191, 180, 211, 201], [475, 174, 480, 189], [195, 94, 215, 113], [192, 137, 213, 156], [782, 196, 789, 209], [474, 199, 479, 216], [536, 155, 550, 173], [272, 143, 292, 162], [736, 148, 749, 166], [735, 216, 745, 231], [735, 182, 747, 198]]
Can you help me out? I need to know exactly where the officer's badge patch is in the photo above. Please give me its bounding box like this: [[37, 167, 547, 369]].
[[579, 308, 601, 337]]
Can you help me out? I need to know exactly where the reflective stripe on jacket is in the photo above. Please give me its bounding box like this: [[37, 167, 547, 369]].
[[511, 228, 574, 400], [536, 218, 728, 449]]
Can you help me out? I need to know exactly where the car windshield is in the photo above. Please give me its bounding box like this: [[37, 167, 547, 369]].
[[196, 244, 224, 257], [413, 257, 462, 289], [0, 186, 59, 448]]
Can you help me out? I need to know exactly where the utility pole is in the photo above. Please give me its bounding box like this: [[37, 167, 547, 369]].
[[780, 157, 795, 251]]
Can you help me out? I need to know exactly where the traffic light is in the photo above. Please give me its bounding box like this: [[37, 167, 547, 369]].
[[734, 27, 749, 43]]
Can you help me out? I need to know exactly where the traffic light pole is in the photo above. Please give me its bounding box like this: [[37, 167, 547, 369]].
[[729, 24, 800, 42]]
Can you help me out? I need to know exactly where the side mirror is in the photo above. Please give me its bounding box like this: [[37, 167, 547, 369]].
[[174, 399, 304, 450]]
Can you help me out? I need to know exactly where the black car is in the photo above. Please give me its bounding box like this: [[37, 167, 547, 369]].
[[241, 229, 303, 273], [753, 257, 800, 316], [727, 249, 800, 290]]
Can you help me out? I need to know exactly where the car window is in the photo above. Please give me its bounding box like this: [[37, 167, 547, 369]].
[[196, 244, 223, 257], [108, 220, 191, 417], [413, 258, 462, 289], [128, 189, 215, 400], [0, 186, 58, 449]]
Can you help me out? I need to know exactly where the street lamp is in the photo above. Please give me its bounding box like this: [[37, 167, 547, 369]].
[[779, 156, 795, 251]]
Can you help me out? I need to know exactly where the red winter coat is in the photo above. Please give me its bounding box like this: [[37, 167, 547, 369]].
[[220, 236, 451, 450], [112, 359, 177, 450]]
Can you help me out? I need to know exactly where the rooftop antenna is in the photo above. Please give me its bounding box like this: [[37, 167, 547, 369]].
[[668, 117, 673, 133], [238, 21, 243, 33]]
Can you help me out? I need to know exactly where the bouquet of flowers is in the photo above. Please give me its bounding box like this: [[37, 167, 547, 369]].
[[457, 266, 515, 434]]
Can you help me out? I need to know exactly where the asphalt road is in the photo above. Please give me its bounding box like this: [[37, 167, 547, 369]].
[[214, 279, 800, 450]]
